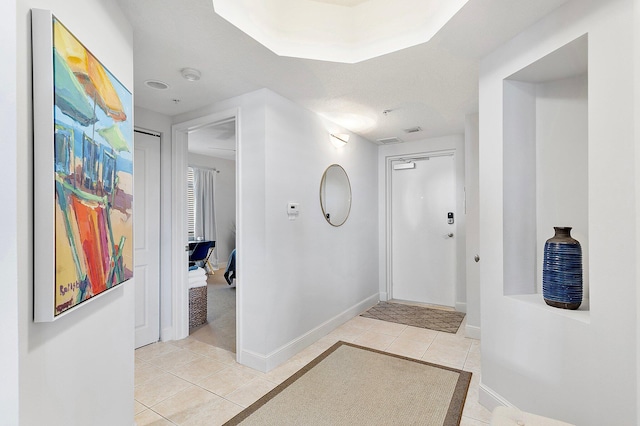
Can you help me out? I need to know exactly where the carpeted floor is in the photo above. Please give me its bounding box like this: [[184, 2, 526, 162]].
[[360, 301, 466, 334], [188, 266, 236, 352], [224, 341, 471, 426]]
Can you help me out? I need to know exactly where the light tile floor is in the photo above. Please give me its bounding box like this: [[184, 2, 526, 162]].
[[135, 316, 492, 425]]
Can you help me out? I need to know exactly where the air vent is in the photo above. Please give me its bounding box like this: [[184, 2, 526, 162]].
[[377, 137, 403, 144], [403, 126, 422, 134]]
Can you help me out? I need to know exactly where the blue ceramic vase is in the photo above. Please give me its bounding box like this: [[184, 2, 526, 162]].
[[542, 227, 582, 310]]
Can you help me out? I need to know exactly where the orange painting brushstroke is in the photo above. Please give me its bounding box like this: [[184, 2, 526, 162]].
[[72, 196, 109, 294]]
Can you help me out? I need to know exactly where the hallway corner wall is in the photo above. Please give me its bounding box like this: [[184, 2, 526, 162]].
[[478, 0, 636, 423], [260, 89, 379, 368], [16, 1, 135, 424], [174, 89, 380, 371], [0, 0, 19, 422]]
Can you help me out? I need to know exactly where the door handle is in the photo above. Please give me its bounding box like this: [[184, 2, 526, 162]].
[[474, 254, 480, 263]]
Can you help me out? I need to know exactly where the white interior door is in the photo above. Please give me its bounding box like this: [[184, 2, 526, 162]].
[[391, 154, 456, 307], [134, 131, 161, 348]]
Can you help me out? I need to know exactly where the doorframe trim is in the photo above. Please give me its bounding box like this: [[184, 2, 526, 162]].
[[384, 149, 456, 304], [170, 108, 240, 350]]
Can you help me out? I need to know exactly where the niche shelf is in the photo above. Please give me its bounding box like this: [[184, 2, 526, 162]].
[[502, 34, 590, 315]]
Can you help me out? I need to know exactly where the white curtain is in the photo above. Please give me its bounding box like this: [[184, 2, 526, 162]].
[[193, 167, 218, 269]]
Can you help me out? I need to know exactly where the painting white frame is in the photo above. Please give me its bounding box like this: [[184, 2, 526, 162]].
[[32, 9, 134, 321]]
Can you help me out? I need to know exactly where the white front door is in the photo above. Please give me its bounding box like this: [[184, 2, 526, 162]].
[[134, 131, 161, 348], [391, 154, 456, 307]]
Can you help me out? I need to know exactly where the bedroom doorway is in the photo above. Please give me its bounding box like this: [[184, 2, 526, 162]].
[[186, 119, 237, 352], [171, 108, 240, 357]]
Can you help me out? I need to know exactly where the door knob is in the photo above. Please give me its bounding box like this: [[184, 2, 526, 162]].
[[474, 254, 480, 263], [447, 233, 454, 238]]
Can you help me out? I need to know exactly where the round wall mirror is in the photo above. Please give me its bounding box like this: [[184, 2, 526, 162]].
[[320, 164, 352, 227]]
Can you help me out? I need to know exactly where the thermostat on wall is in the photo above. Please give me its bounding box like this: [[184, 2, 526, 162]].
[[287, 203, 300, 220]]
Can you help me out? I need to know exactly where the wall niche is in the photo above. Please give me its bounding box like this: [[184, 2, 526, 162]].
[[502, 34, 589, 313]]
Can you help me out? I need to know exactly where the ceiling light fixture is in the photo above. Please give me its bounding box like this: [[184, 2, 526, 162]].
[[181, 68, 201, 81], [145, 79, 170, 90], [330, 133, 349, 148]]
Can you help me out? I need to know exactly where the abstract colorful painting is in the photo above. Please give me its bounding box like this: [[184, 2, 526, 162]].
[[33, 10, 133, 320]]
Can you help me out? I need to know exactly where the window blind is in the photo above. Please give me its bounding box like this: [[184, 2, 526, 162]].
[[187, 167, 195, 238]]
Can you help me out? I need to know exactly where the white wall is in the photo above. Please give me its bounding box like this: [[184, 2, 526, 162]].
[[261, 90, 379, 365], [174, 89, 379, 371], [635, 0, 640, 419], [503, 81, 537, 295], [188, 153, 237, 261], [377, 135, 467, 311], [0, 0, 19, 423], [16, 1, 135, 424], [502, 74, 589, 299], [479, 0, 636, 424], [464, 114, 480, 339]]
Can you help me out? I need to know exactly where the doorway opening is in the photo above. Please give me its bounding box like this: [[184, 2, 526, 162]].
[[171, 108, 241, 357], [186, 118, 237, 352]]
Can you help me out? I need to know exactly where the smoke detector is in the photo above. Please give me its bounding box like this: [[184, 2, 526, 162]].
[[181, 68, 201, 81]]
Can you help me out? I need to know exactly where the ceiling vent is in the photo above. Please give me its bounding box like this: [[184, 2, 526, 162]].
[[403, 126, 422, 134], [377, 137, 403, 145]]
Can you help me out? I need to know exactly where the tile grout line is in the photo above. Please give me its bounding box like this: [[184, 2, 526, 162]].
[[137, 359, 248, 424]]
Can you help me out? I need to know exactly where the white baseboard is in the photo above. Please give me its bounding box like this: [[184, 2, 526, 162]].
[[160, 327, 174, 342], [465, 324, 481, 340], [455, 302, 467, 313], [479, 382, 512, 413], [238, 348, 269, 372], [239, 293, 380, 373], [379, 292, 388, 301]]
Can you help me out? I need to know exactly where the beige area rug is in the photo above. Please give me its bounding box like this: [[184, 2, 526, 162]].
[[360, 302, 466, 334], [224, 341, 471, 426]]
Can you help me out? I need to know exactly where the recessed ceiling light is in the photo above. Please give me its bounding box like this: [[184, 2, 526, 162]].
[[181, 68, 201, 81], [144, 79, 170, 90]]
